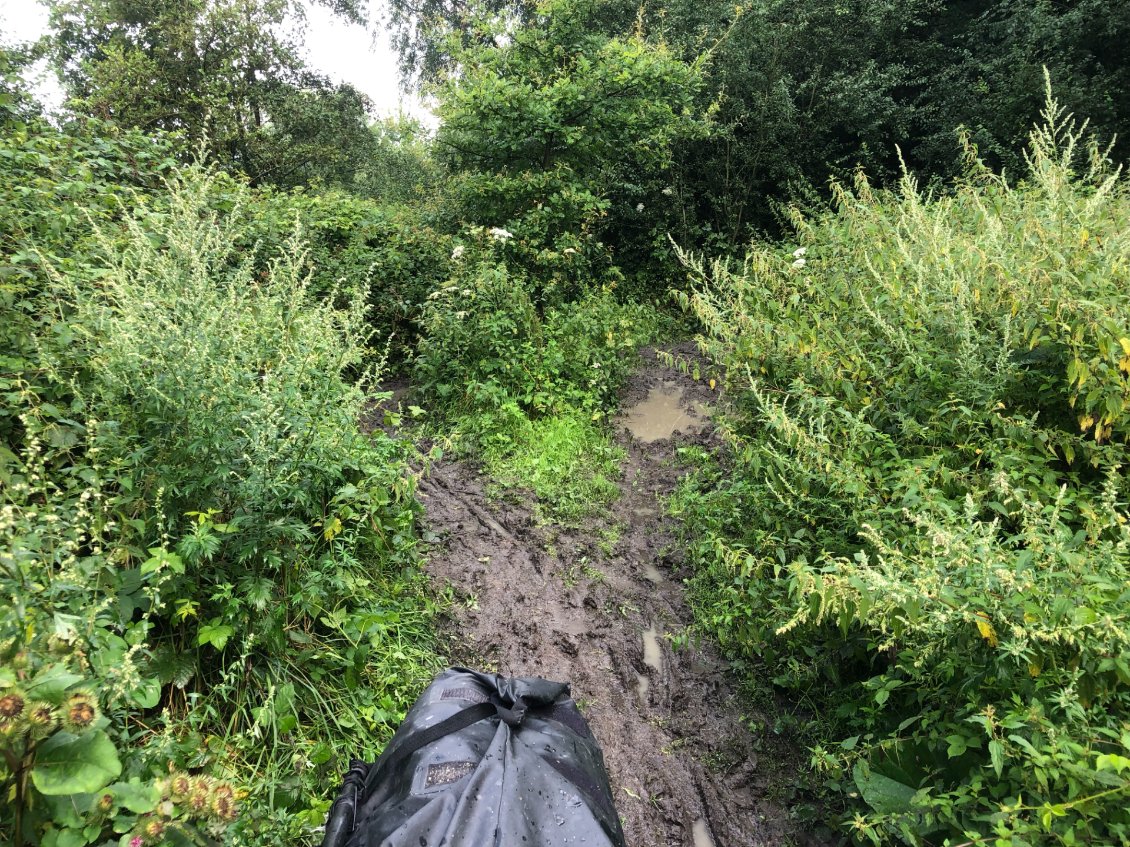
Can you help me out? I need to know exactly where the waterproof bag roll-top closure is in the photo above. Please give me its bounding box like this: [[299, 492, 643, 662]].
[[322, 668, 626, 847]]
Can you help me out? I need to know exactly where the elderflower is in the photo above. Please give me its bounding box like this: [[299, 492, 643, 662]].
[[661, 186, 674, 196], [451, 244, 465, 260], [487, 227, 513, 242], [636, 202, 645, 212], [792, 257, 806, 269], [793, 247, 807, 258]]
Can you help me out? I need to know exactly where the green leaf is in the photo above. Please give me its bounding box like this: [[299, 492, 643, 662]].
[[25, 664, 84, 703], [31, 730, 122, 795], [108, 778, 160, 813], [989, 739, 1004, 778], [42, 791, 94, 828], [946, 734, 969, 758], [141, 548, 184, 575], [197, 622, 234, 650], [852, 763, 917, 815], [130, 676, 162, 709], [1095, 753, 1130, 774]]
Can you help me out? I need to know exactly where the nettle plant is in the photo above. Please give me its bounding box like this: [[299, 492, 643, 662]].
[[677, 84, 1130, 845]]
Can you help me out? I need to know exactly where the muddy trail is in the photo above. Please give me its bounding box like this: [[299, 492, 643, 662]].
[[413, 346, 823, 847]]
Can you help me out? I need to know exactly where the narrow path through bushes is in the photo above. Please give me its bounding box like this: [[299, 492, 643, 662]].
[[414, 348, 823, 847]]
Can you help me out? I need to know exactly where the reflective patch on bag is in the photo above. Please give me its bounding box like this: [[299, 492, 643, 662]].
[[441, 687, 489, 704], [425, 761, 477, 788]]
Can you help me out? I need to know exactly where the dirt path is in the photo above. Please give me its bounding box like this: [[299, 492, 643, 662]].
[[415, 346, 819, 847]]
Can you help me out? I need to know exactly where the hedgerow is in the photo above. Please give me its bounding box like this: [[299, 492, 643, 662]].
[[673, 85, 1130, 845], [1, 118, 438, 844]]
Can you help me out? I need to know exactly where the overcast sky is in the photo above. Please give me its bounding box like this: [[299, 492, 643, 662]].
[[0, 0, 435, 125]]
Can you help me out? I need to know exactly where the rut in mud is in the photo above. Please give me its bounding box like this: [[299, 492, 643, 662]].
[[415, 346, 822, 847]]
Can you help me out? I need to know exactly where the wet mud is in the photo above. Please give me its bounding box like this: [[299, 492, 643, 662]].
[[414, 344, 823, 847]]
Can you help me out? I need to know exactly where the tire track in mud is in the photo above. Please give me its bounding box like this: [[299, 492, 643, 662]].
[[416, 346, 822, 847]]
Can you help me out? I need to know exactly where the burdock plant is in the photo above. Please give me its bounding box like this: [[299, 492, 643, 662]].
[[61, 691, 101, 733]]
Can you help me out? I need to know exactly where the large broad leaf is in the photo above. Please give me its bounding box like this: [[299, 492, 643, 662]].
[[129, 676, 162, 709], [108, 779, 160, 813], [31, 731, 121, 795], [25, 664, 84, 703], [853, 762, 917, 815]]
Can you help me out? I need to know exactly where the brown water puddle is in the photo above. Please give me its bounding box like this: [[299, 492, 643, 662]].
[[693, 818, 718, 847], [642, 622, 664, 674], [618, 381, 707, 442]]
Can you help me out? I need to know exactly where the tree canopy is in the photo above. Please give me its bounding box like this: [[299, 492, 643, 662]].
[[47, 0, 378, 186]]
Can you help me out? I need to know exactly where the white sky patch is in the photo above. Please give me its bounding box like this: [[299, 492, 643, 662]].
[[0, 1, 65, 113], [0, 0, 435, 127], [298, 2, 436, 127]]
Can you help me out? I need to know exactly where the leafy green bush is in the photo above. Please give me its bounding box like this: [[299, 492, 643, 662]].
[[673, 87, 1130, 845], [0, 108, 177, 455], [414, 234, 657, 421], [2, 439, 241, 846], [3, 158, 439, 844], [435, 0, 704, 295], [244, 188, 454, 361]]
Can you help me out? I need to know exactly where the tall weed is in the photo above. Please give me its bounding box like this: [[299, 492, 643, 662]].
[[674, 83, 1130, 844], [3, 164, 438, 844]]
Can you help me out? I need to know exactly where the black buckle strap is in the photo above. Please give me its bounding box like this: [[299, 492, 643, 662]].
[[360, 701, 497, 801], [321, 759, 370, 847]]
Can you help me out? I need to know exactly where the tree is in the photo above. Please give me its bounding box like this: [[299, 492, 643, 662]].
[[47, 0, 379, 186], [353, 115, 443, 203], [382, 0, 534, 86], [435, 0, 705, 295]]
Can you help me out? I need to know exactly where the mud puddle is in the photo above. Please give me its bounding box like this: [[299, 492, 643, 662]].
[[617, 381, 708, 442], [692, 818, 717, 847], [413, 342, 824, 847]]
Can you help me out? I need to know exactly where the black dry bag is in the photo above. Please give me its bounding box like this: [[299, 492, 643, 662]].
[[321, 667, 626, 847]]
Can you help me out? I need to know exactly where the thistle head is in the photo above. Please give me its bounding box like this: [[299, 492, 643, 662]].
[[143, 818, 166, 841], [187, 776, 212, 813], [62, 691, 101, 732], [169, 772, 192, 802], [0, 689, 28, 741], [210, 781, 238, 821], [0, 688, 26, 721], [26, 701, 59, 739]]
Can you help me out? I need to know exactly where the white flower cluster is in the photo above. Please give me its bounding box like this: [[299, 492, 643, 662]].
[[451, 244, 465, 260], [791, 246, 807, 269], [636, 202, 645, 212], [488, 227, 514, 242]]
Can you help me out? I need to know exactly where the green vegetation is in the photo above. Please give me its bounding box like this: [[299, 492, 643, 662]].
[[47, 0, 373, 187], [482, 412, 624, 524], [1, 99, 439, 843], [673, 87, 1130, 844], [3, 0, 1130, 842]]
